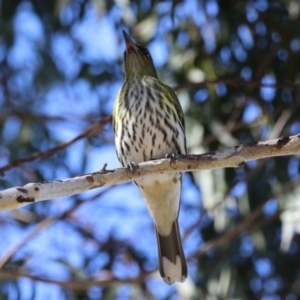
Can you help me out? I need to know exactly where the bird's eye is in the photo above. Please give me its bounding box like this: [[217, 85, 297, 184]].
[[142, 48, 150, 57]]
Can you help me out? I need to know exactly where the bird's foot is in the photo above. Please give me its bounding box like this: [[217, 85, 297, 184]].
[[126, 162, 139, 173], [165, 153, 177, 163]]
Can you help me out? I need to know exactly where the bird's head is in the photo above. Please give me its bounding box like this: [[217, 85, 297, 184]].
[[123, 31, 158, 79]]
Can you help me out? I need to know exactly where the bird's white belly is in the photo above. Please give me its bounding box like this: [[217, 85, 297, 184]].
[[137, 174, 181, 236]]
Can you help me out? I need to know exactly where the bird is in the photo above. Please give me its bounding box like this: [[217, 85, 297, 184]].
[[113, 31, 187, 284]]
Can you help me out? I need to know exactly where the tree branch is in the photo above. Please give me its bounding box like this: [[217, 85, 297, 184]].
[[0, 133, 299, 210], [0, 116, 112, 175], [0, 187, 116, 269], [0, 269, 148, 290], [174, 78, 300, 91]]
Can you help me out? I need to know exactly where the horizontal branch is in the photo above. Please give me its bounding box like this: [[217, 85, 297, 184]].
[[0, 133, 299, 210], [0, 269, 147, 290], [174, 78, 300, 91]]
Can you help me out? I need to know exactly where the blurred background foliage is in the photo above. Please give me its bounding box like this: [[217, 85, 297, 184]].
[[0, 0, 300, 299]]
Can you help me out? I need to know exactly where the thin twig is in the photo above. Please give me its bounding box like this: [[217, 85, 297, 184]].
[[0, 186, 115, 268], [0, 116, 112, 175], [174, 78, 300, 91], [0, 269, 148, 290]]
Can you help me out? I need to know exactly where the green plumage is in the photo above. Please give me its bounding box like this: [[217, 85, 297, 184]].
[[113, 31, 187, 284]]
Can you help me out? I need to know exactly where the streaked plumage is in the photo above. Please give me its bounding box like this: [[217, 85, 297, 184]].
[[113, 31, 187, 284]]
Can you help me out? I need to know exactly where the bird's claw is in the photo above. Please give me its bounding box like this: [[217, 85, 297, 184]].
[[127, 162, 139, 173], [165, 153, 177, 163]]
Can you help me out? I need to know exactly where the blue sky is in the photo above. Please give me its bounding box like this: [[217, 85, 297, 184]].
[[1, 0, 298, 298]]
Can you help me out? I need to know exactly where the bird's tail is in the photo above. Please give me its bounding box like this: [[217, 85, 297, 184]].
[[155, 219, 187, 284]]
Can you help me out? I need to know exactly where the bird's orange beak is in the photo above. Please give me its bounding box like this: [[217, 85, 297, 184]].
[[123, 31, 138, 53]]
